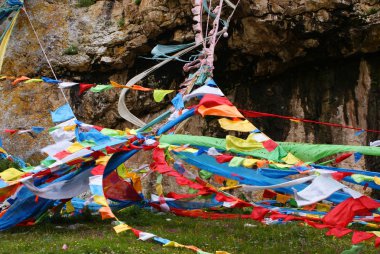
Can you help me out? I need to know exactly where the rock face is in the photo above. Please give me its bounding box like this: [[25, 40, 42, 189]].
[[0, 0, 379, 172]]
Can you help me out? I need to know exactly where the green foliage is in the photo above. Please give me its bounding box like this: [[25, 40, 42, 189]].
[[117, 17, 125, 28], [77, 0, 96, 8], [63, 45, 78, 55], [367, 8, 379, 15], [0, 158, 20, 172], [134, 0, 141, 5]]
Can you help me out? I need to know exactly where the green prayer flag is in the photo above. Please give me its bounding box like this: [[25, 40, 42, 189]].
[[24, 79, 43, 83], [153, 89, 174, 102], [228, 157, 245, 167], [199, 170, 213, 180], [90, 84, 113, 93]]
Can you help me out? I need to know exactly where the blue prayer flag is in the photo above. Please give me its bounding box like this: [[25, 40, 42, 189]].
[[50, 104, 75, 123], [354, 152, 363, 163], [31, 127, 44, 134], [42, 77, 61, 84], [171, 93, 184, 110]]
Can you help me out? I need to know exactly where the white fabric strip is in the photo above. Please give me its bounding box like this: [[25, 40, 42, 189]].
[[241, 175, 316, 191]]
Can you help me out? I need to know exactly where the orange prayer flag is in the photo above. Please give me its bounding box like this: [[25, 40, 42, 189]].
[[12, 76, 30, 85], [131, 85, 152, 91], [110, 80, 128, 88], [99, 206, 115, 220], [197, 105, 244, 118], [214, 175, 227, 184], [256, 160, 268, 168]]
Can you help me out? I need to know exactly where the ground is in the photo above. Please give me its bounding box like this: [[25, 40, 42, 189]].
[[0, 206, 376, 254]]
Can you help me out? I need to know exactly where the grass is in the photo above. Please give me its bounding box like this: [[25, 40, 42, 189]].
[[0, 206, 377, 254]]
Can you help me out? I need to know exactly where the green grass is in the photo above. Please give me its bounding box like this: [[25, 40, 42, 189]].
[[0, 206, 376, 254]]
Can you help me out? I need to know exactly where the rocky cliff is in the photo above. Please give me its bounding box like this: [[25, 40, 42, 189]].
[[0, 0, 379, 170]]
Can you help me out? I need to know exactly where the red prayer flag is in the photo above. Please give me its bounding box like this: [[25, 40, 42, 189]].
[[326, 227, 352, 238], [91, 165, 105, 175], [334, 153, 353, 163], [79, 83, 96, 95], [262, 139, 278, 152], [352, 231, 374, 244], [215, 154, 234, 163], [4, 129, 18, 135]]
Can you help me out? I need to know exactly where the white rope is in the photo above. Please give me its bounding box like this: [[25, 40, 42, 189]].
[[204, 0, 212, 48], [224, 0, 236, 9], [226, 0, 240, 24], [22, 7, 74, 116]]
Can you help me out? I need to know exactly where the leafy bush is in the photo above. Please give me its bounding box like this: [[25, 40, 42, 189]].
[[0, 158, 21, 172], [77, 0, 96, 8], [118, 17, 125, 28], [367, 8, 379, 15], [63, 45, 78, 55]]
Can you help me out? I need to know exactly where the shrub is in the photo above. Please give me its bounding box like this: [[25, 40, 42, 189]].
[[367, 8, 379, 15], [77, 0, 96, 8], [118, 17, 125, 28], [0, 158, 21, 172], [63, 45, 78, 55]]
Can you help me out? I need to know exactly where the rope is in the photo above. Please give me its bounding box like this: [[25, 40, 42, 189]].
[[22, 6, 75, 118], [204, 0, 212, 48], [240, 109, 380, 134]]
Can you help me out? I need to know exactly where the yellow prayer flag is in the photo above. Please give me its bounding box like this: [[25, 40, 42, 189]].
[[96, 156, 111, 166], [276, 193, 291, 204], [374, 177, 380, 186], [226, 134, 263, 152], [113, 224, 132, 234], [93, 195, 108, 206], [282, 152, 301, 165], [66, 201, 75, 213], [156, 183, 163, 196], [63, 125, 76, 131], [0, 11, 20, 73], [0, 168, 24, 181], [66, 142, 85, 153], [218, 118, 256, 132], [316, 203, 331, 212], [164, 241, 185, 248], [226, 179, 239, 187], [371, 231, 380, 237]]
